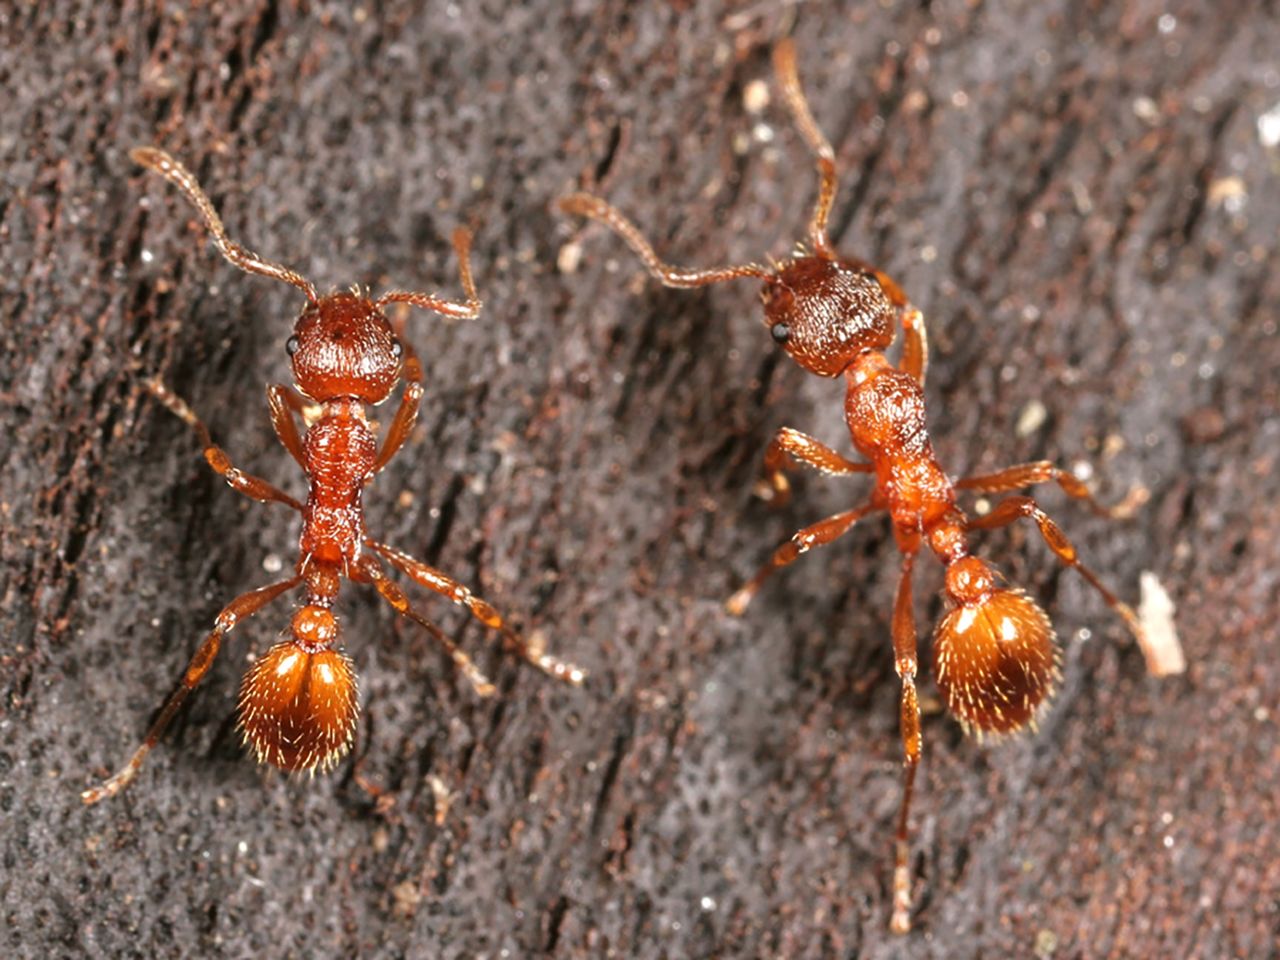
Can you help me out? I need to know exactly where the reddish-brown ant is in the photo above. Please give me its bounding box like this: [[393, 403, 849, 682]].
[[82, 147, 584, 805], [559, 39, 1152, 933]]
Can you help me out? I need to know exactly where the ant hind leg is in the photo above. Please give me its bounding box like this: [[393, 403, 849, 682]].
[[358, 556, 497, 698], [963, 495, 1155, 663], [726, 500, 879, 615], [956, 461, 1148, 519], [889, 552, 923, 934], [81, 575, 302, 804], [364, 545, 586, 686]]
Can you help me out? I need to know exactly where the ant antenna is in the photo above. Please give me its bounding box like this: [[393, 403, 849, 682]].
[[131, 147, 319, 305], [557, 192, 772, 288], [376, 227, 483, 320], [772, 39, 838, 259]]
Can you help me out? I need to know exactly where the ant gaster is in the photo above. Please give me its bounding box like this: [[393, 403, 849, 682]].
[[559, 40, 1150, 933], [82, 148, 584, 805]]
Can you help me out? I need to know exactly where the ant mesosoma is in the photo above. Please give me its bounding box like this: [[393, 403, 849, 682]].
[[82, 147, 584, 805], [559, 40, 1149, 933]]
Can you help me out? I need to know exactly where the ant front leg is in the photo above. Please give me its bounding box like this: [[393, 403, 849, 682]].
[[898, 303, 928, 388], [357, 555, 497, 698], [843, 257, 928, 387], [372, 320, 425, 474], [758, 425, 872, 507], [889, 551, 922, 934], [726, 499, 880, 615], [956, 461, 1147, 519], [266, 384, 312, 468], [148, 379, 303, 511], [82, 576, 302, 803], [964, 495, 1150, 656], [368, 542, 586, 685]]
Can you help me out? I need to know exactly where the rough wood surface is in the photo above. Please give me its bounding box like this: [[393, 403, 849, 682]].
[[3, 2, 1278, 957]]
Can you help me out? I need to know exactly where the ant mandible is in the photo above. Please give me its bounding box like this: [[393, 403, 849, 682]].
[[559, 40, 1149, 933], [82, 147, 584, 805]]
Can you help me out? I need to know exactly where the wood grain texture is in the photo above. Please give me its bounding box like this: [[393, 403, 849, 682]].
[[2, 2, 1277, 957]]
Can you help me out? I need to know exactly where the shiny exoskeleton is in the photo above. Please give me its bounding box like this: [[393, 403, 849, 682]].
[[559, 40, 1150, 933], [82, 148, 584, 804]]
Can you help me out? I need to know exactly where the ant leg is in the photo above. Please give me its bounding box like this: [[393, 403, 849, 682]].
[[773, 39, 838, 258], [843, 257, 929, 387], [81, 575, 302, 804], [266, 384, 309, 468], [367, 542, 586, 685], [148, 379, 303, 511], [956, 461, 1147, 519], [725, 500, 880, 615], [375, 227, 483, 320], [557, 192, 772, 288], [357, 555, 497, 698], [372, 324, 424, 473], [131, 147, 318, 303], [889, 551, 922, 934], [899, 305, 928, 388], [759, 425, 872, 507], [964, 496, 1148, 650]]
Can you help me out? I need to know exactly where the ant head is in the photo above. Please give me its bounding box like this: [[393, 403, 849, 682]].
[[761, 257, 896, 377], [932, 558, 1061, 736], [237, 606, 359, 772], [288, 292, 402, 404]]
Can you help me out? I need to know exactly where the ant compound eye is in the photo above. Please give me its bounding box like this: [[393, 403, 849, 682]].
[[390, 339, 403, 359], [286, 335, 300, 356], [770, 322, 791, 344]]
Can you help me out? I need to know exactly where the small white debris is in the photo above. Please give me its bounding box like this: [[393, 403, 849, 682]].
[[1138, 571, 1186, 676], [1016, 400, 1048, 437], [1258, 101, 1280, 148], [557, 240, 583, 274], [1133, 96, 1160, 124], [428, 775, 455, 826], [743, 79, 770, 115], [1207, 176, 1247, 211]]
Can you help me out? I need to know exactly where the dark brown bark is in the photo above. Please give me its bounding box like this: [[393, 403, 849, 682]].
[[2, 2, 1277, 957]]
